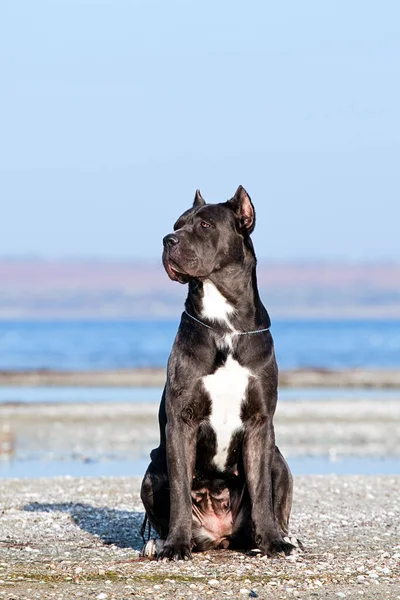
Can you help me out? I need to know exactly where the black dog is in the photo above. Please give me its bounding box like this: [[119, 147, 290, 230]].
[[141, 186, 299, 560]]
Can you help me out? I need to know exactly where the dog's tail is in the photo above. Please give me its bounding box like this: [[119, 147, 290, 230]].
[[140, 512, 152, 544]]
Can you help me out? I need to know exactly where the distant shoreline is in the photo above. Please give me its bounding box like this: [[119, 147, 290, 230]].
[[1, 258, 400, 320], [1, 368, 400, 388]]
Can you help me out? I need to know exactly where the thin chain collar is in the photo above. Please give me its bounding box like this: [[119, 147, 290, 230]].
[[184, 310, 270, 335]]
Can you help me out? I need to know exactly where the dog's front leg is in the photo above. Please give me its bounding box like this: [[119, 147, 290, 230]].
[[243, 416, 295, 557], [157, 406, 197, 561]]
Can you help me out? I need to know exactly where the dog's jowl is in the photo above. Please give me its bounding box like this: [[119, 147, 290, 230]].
[[141, 186, 301, 560]]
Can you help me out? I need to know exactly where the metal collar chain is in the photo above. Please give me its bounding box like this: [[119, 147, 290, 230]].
[[184, 310, 270, 335]]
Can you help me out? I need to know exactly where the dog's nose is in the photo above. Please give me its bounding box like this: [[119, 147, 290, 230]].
[[163, 234, 179, 247]]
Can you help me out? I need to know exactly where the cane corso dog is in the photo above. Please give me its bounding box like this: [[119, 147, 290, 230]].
[[140, 186, 300, 560]]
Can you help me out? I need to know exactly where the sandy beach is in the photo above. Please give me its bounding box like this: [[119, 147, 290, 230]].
[[1, 397, 400, 471], [1, 374, 399, 597], [1, 368, 400, 388]]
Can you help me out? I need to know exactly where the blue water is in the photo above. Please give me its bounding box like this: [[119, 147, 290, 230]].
[[0, 456, 399, 479], [1, 386, 399, 404], [0, 319, 400, 370]]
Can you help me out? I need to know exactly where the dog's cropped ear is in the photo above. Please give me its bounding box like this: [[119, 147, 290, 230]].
[[193, 189, 206, 208], [228, 185, 255, 234]]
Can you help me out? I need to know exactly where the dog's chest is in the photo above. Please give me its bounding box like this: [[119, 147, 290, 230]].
[[201, 280, 235, 323], [202, 355, 251, 470], [200, 280, 251, 470]]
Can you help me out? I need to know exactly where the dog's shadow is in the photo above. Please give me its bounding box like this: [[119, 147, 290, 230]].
[[23, 502, 146, 551]]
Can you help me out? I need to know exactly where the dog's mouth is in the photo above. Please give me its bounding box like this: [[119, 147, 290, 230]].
[[164, 259, 190, 284]]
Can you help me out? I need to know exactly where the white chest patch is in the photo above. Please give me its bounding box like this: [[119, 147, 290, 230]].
[[201, 281, 235, 325], [202, 355, 251, 470]]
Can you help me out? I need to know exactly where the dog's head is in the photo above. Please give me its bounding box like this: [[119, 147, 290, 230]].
[[162, 186, 256, 283]]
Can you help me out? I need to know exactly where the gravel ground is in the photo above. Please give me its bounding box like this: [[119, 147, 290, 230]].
[[0, 476, 399, 599]]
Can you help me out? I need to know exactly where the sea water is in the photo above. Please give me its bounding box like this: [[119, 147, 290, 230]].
[[1, 319, 399, 477], [0, 318, 399, 370]]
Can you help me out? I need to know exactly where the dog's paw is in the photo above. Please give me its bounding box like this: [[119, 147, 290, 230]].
[[284, 534, 304, 552], [140, 538, 165, 559], [157, 540, 192, 561], [261, 538, 296, 557]]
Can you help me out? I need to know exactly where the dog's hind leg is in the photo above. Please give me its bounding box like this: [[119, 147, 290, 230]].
[[272, 445, 293, 535], [272, 446, 303, 551], [140, 460, 170, 558]]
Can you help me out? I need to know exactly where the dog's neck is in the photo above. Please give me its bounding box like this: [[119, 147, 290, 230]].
[[185, 259, 270, 332]]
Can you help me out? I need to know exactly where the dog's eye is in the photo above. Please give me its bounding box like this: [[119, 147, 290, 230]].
[[201, 221, 211, 229]]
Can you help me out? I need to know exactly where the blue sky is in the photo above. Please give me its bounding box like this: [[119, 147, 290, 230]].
[[0, 0, 399, 261]]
